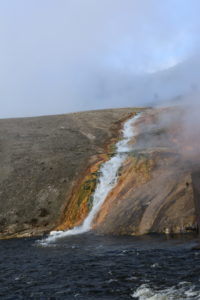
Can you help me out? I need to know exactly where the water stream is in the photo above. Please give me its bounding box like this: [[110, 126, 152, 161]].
[[41, 113, 140, 245]]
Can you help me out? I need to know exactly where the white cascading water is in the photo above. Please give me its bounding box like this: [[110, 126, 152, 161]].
[[40, 113, 140, 245]]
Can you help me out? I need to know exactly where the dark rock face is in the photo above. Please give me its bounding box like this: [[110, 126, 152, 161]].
[[0, 108, 138, 238]]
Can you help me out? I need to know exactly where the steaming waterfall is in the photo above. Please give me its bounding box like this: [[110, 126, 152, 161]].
[[40, 113, 140, 245]]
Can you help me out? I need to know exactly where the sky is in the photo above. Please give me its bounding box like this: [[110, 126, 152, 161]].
[[0, 0, 200, 118]]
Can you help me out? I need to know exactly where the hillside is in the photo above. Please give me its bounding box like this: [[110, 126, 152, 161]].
[[0, 107, 200, 239], [0, 108, 139, 238]]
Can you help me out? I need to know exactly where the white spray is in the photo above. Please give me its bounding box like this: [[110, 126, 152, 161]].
[[40, 113, 140, 245]]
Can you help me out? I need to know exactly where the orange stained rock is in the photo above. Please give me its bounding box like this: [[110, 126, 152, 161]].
[[56, 157, 103, 231], [93, 155, 155, 228], [55, 113, 138, 232], [55, 135, 128, 231]]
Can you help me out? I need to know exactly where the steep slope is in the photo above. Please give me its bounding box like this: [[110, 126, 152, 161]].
[[1, 107, 199, 239], [0, 108, 140, 238], [93, 108, 199, 235]]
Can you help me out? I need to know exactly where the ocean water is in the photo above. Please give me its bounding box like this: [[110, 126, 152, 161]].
[[1, 233, 200, 300]]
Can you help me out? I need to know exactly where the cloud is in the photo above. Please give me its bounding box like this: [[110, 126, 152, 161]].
[[0, 0, 200, 117]]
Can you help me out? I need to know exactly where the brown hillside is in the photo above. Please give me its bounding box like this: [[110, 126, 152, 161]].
[[0, 108, 141, 238]]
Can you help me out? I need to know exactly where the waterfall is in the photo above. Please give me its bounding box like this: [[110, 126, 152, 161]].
[[40, 113, 140, 245]]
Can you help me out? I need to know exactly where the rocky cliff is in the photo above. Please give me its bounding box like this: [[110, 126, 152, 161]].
[[0, 107, 199, 239]]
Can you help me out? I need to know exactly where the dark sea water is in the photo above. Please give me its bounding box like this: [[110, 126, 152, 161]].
[[0, 233, 200, 300]]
